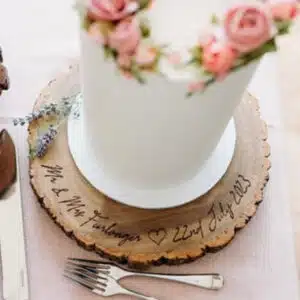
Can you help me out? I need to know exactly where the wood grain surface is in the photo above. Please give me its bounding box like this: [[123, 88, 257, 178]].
[[28, 64, 271, 267]]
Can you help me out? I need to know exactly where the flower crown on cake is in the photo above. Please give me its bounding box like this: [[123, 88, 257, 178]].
[[76, 0, 300, 96]]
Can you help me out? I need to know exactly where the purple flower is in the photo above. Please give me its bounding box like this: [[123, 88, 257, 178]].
[[36, 126, 58, 158]]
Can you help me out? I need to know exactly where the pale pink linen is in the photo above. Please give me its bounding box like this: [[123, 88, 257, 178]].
[[2, 106, 297, 300], [0, 0, 299, 299]]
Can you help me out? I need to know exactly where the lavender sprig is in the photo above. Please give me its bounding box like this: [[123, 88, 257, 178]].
[[17, 92, 81, 159], [35, 125, 58, 158], [13, 103, 59, 126], [30, 106, 76, 159], [13, 93, 79, 126]]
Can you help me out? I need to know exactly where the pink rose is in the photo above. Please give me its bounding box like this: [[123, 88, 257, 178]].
[[202, 41, 237, 77], [88, 22, 107, 45], [269, 2, 298, 20], [224, 5, 273, 53], [88, 0, 139, 21], [109, 18, 141, 54], [135, 45, 157, 66], [117, 54, 132, 68]]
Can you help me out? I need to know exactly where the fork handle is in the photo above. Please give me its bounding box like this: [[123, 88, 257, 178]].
[[125, 273, 224, 290], [119, 287, 157, 300]]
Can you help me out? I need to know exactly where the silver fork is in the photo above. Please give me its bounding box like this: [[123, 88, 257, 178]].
[[66, 258, 224, 290], [64, 263, 157, 299]]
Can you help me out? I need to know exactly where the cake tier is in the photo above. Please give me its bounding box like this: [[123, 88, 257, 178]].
[[78, 0, 262, 190], [80, 35, 257, 190]]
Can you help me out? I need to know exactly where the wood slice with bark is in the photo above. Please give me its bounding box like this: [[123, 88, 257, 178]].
[[28, 64, 271, 267]]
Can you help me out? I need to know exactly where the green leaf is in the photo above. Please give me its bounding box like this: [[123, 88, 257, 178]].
[[131, 62, 146, 84], [111, 49, 118, 59], [186, 57, 199, 66], [138, 0, 150, 10], [103, 46, 114, 59], [186, 91, 194, 98], [202, 69, 214, 77], [241, 39, 277, 62], [140, 22, 151, 38], [232, 58, 244, 67], [153, 51, 162, 69], [275, 20, 293, 35], [81, 17, 91, 30], [190, 46, 203, 63], [211, 14, 220, 25]]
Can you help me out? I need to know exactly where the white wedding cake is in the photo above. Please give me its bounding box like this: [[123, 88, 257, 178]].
[[72, 0, 298, 205]]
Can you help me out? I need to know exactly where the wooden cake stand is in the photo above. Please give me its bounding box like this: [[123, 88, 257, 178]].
[[28, 64, 271, 267]]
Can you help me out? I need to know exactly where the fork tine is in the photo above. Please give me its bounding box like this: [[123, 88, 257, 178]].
[[65, 262, 158, 300], [66, 261, 98, 273], [67, 258, 110, 270], [63, 271, 105, 293], [65, 263, 109, 284], [66, 261, 110, 276], [66, 261, 110, 274], [68, 257, 105, 263]]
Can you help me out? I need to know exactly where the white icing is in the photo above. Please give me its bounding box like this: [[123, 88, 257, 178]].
[[146, 0, 257, 80], [147, 0, 218, 51], [79, 0, 259, 191]]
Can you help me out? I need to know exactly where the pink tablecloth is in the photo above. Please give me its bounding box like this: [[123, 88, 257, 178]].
[[0, 0, 299, 298], [0, 72, 298, 299]]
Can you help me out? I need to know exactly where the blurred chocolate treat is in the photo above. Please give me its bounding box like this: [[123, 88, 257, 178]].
[[0, 65, 9, 90], [0, 47, 9, 95], [0, 129, 16, 197]]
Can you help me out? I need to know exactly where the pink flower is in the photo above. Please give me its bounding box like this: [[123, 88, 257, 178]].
[[88, 22, 107, 45], [117, 54, 132, 68], [202, 41, 237, 77], [88, 0, 139, 21], [108, 18, 141, 54], [269, 1, 298, 20], [135, 45, 157, 66], [224, 5, 273, 53], [188, 81, 205, 93]]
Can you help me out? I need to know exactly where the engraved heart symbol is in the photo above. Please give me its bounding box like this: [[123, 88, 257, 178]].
[[148, 228, 167, 246]]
